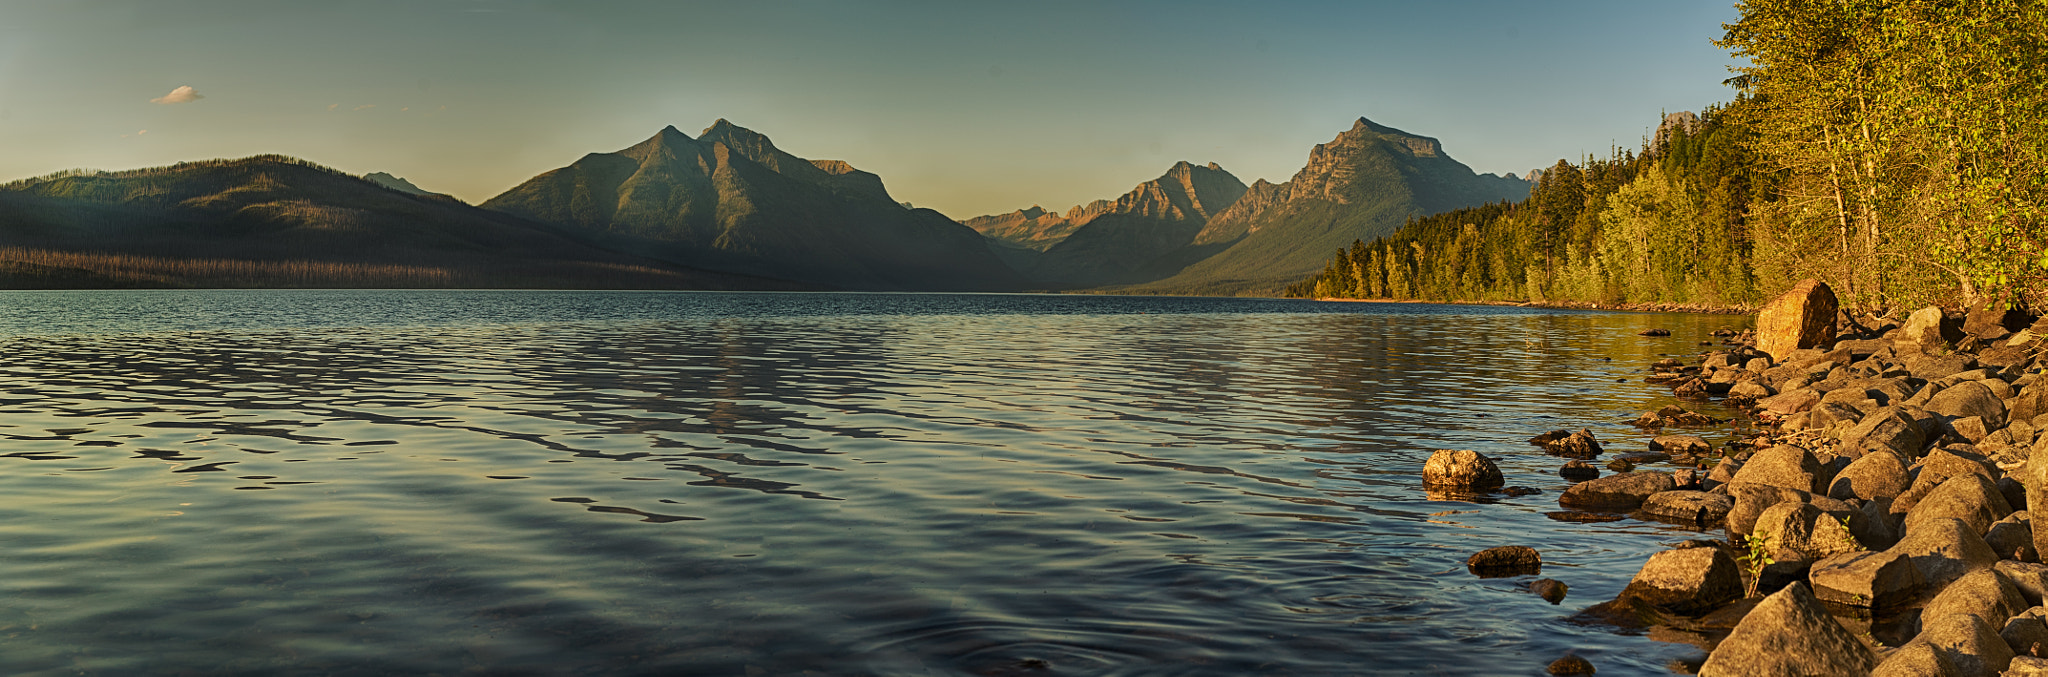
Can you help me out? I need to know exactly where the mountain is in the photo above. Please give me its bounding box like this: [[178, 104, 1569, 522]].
[[1018, 161, 1246, 289], [960, 201, 1111, 252], [0, 156, 785, 289], [482, 121, 1023, 291], [362, 172, 447, 198], [1124, 118, 1530, 295]]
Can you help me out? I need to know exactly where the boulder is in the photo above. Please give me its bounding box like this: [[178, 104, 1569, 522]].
[[1758, 389, 1822, 416], [1757, 502, 1865, 560], [1916, 611, 2017, 677], [2011, 656, 2048, 676], [1423, 450, 1505, 489], [1529, 429, 1571, 446], [1909, 353, 1980, 380], [1897, 447, 2000, 517], [1903, 473, 2016, 538], [1922, 569, 2028, 636], [1871, 640, 1960, 677], [1827, 450, 1912, 502], [1928, 380, 2010, 428], [1696, 582, 1875, 676], [1619, 546, 1742, 613], [1809, 549, 1924, 610], [1837, 407, 1928, 458], [1890, 516, 2001, 588], [1467, 546, 1542, 577], [1755, 279, 1839, 362], [1558, 472, 1674, 512], [1989, 512, 2039, 563], [1808, 401, 1867, 434], [2005, 608, 2048, 659], [1729, 381, 1775, 400], [1731, 445, 1823, 494], [2000, 560, 2048, 607], [1726, 483, 1854, 538], [1546, 655, 1595, 676], [1895, 306, 1958, 353], [2013, 386, 2048, 424], [1544, 429, 1604, 459], [1965, 299, 2031, 339], [1637, 490, 1734, 526]]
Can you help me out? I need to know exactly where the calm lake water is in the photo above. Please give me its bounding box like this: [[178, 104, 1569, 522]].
[[0, 290, 1754, 676]]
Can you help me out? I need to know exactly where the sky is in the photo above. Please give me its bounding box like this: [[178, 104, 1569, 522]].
[[0, 0, 1741, 219]]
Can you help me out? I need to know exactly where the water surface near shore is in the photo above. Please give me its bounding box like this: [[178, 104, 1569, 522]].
[[0, 290, 1752, 675]]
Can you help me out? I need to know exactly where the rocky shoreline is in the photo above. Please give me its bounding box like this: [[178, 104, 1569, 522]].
[[1429, 281, 2048, 675], [1314, 296, 1754, 315]]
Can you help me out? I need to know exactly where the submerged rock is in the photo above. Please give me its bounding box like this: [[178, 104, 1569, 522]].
[[1808, 549, 1923, 610], [1636, 490, 1733, 526], [1468, 546, 1541, 577], [1546, 654, 1595, 675], [1530, 578, 1569, 605], [1558, 472, 1674, 511]]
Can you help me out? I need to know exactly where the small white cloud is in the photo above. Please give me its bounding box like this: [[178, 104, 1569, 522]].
[[353, 104, 375, 111], [137, 129, 147, 135], [328, 103, 338, 111], [400, 107, 409, 112], [150, 85, 203, 105]]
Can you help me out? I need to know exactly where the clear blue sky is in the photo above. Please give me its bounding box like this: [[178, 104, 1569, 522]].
[[0, 1, 1740, 218]]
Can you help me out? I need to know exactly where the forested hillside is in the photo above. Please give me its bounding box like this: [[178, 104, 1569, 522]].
[[1289, 0, 2048, 311]]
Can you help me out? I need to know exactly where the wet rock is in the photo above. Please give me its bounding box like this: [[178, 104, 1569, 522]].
[[1916, 611, 2016, 677], [1468, 546, 1541, 577], [1559, 459, 1599, 481], [1544, 429, 1604, 459], [1671, 468, 1702, 490], [1809, 549, 1923, 610], [1621, 546, 1741, 613], [1706, 459, 1742, 489], [1674, 378, 1710, 399], [1500, 486, 1541, 497], [1732, 445, 1823, 494], [1755, 279, 1839, 362], [1637, 490, 1734, 526], [1423, 450, 1506, 490], [1558, 472, 1675, 512], [1696, 582, 1874, 676], [2000, 560, 2048, 607], [1639, 328, 1671, 337], [1923, 568, 2028, 634], [1828, 450, 1912, 502], [1891, 516, 2001, 588], [1530, 578, 1569, 604], [1929, 380, 2010, 428], [1903, 473, 2015, 538], [1529, 429, 1572, 446], [2006, 608, 2048, 659], [1650, 435, 1712, 458], [1605, 457, 1634, 473], [1989, 512, 2039, 562], [1546, 654, 1595, 675]]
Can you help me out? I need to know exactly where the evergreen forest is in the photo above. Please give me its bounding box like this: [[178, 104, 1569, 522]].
[[1286, 0, 2048, 311]]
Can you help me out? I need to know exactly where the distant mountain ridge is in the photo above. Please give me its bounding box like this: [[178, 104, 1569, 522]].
[[482, 120, 1021, 291]]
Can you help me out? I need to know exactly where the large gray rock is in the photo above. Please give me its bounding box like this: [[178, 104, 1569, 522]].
[[1423, 449, 1505, 489], [1697, 582, 1875, 676], [1732, 445, 1824, 493], [1828, 450, 1912, 502], [1929, 380, 2010, 429], [1757, 502, 1866, 561], [1637, 490, 1734, 526], [1557, 471, 1674, 511], [1758, 388, 1823, 416], [2013, 386, 2048, 425], [1895, 306, 1958, 353], [1910, 353, 1981, 381], [1809, 549, 1925, 610], [1890, 516, 2001, 588], [1922, 569, 2028, 636], [1755, 279, 1839, 362], [1544, 429, 1604, 459], [1619, 546, 1742, 613], [1897, 447, 2000, 517], [1904, 473, 2016, 538], [1916, 611, 2017, 677]]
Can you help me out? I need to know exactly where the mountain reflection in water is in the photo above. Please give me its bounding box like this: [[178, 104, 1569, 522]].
[[0, 290, 1750, 676]]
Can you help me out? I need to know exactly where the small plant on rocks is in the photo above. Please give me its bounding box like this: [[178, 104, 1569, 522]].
[[1738, 531, 1774, 597]]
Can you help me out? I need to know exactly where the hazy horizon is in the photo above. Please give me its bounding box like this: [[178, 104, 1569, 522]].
[[0, 1, 1739, 219]]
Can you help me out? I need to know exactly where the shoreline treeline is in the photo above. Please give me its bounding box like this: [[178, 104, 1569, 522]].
[[1288, 0, 2048, 311]]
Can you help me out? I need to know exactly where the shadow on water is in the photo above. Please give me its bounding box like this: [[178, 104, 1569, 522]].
[[0, 291, 1752, 675]]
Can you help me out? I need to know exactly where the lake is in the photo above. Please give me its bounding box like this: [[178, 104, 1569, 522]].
[[0, 290, 1754, 676]]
